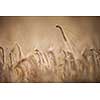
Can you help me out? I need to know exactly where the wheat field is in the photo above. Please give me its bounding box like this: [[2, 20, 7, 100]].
[[0, 24, 100, 83]]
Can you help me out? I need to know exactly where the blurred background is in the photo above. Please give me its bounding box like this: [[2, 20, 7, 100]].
[[0, 16, 100, 56]]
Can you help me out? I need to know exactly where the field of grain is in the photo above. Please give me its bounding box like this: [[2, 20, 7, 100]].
[[0, 25, 100, 82], [0, 17, 100, 82]]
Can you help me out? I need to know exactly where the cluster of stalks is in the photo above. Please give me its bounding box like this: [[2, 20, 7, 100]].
[[0, 25, 100, 82]]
